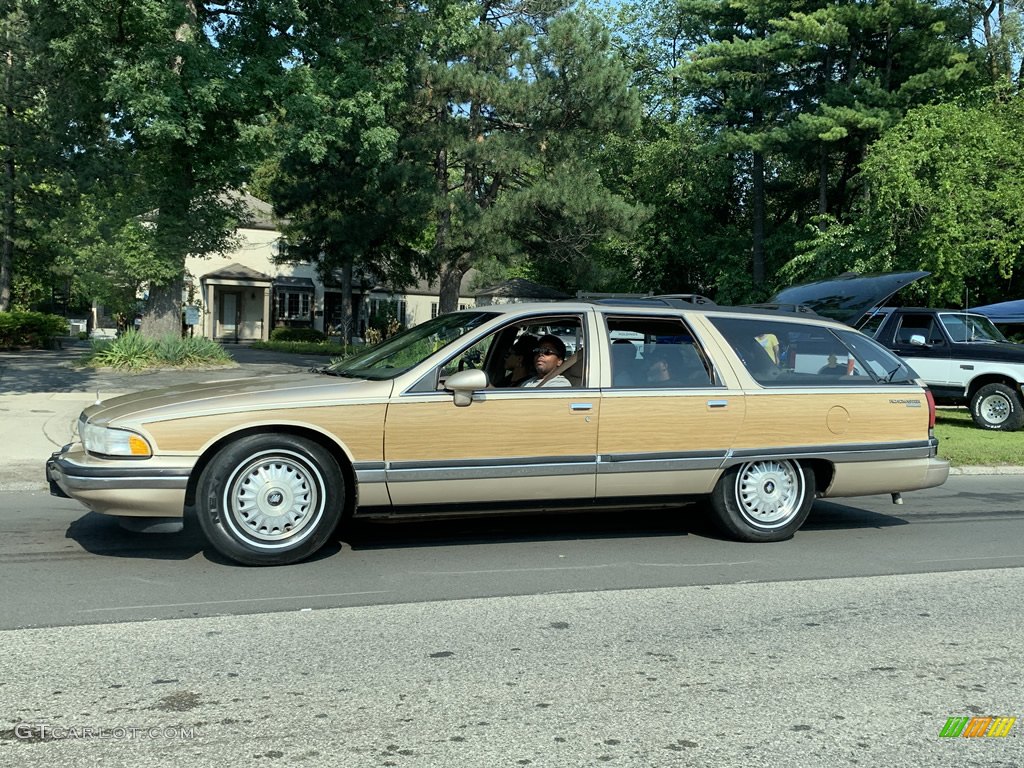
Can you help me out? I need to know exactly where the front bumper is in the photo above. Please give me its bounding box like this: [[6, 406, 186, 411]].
[[46, 442, 192, 518]]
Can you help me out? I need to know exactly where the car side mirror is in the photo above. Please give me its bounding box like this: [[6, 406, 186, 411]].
[[445, 368, 487, 407], [909, 334, 927, 347]]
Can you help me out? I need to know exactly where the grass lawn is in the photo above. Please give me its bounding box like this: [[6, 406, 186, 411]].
[[933, 408, 1024, 467]]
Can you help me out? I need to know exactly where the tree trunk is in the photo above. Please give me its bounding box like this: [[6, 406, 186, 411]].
[[0, 147, 13, 313], [136, 0, 198, 339], [751, 150, 766, 288], [438, 257, 469, 315], [141, 277, 184, 338], [1, 47, 14, 312], [339, 258, 354, 343], [818, 147, 829, 219]]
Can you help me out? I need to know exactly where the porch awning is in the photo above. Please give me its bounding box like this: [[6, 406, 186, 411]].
[[273, 276, 316, 292]]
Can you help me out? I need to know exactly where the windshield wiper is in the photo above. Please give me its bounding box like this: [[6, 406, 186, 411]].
[[884, 364, 904, 383]]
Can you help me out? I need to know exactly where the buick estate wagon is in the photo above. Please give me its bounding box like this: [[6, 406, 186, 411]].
[[47, 299, 949, 565]]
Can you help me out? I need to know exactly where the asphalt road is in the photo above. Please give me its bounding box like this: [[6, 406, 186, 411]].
[[2, 474, 1023, 630], [4, 450, 1024, 766]]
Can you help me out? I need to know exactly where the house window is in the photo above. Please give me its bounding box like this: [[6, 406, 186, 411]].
[[369, 298, 406, 328], [431, 302, 439, 319], [276, 290, 311, 321]]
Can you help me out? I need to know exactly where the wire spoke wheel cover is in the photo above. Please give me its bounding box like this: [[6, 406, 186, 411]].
[[733, 460, 805, 529], [197, 435, 345, 566], [711, 458, 814, 542], [224, 449, 324, 545]]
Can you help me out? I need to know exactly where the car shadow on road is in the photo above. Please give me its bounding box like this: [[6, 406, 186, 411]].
[[341, 505, 712, 551], [66, 512, 207, 561], [802, 501, 910, 531], [341, 499, 909, 551], [64, 511, 344, 565], [63, 500, 909, 563]]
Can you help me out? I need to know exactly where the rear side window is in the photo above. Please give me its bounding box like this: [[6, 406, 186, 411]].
[[605, 316, 716, 388], [710, 316, 903, 387]]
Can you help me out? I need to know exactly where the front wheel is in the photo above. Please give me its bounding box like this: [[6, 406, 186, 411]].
[[970, 383, 1024, 431], [196, 434, 345, 566], [710, 459, 815, 542]]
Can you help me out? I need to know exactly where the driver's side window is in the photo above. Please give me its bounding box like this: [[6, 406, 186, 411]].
[[436, 315, 586, 390], [439, 335, 494, 380]]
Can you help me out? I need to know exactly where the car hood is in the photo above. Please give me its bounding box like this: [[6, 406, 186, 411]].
[[769, 271, 930, 327], [82, 372, 394, 427]]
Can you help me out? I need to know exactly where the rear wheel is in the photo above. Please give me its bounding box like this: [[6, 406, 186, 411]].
[[710, 459, 814, 542], [196, 434, 344, 566], [970, 383, 1024, 431]]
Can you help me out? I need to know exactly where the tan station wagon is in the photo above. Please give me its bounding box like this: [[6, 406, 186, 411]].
[[47, 299, 949, 565]]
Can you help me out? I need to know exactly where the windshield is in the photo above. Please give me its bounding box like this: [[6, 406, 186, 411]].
[[324, 311, 497, 380], [939, 313, 1008, 343]]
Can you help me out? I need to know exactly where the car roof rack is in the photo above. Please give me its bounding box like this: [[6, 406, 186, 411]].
[[741, 302, 823, 317], [586, 293, 717, 309]]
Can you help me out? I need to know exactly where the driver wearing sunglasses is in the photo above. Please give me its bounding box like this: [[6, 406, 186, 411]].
[[519, 334, 572, 388]]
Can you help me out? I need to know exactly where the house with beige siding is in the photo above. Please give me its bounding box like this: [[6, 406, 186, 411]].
[[182, 195, 563, 342]]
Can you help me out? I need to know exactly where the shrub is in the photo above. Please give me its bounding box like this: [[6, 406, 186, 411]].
[[0, 311, 69, 348], [85, 332, 233, 370], [270, 327, 326, 343], [154, 335, 233, 366], [87, 332, 157, 370]]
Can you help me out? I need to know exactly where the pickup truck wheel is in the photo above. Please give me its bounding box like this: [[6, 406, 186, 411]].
[[970, 383, 1024, 431], [196, 435, 344, 566], [710, 459, 814, 542]]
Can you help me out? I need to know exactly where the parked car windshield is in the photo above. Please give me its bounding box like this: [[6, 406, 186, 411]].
[[323, 311, 497, 380], [939, 312, 1008, 343]]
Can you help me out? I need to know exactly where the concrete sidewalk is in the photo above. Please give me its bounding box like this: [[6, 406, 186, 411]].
[[0, 343, 329, 491]]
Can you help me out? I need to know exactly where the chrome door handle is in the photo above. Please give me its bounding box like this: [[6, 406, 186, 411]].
[[570, 403, 593, 412], [707, 400, 729, 408]]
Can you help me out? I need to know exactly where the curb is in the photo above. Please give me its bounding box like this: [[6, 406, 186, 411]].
[[948, 465, 1024, 475]]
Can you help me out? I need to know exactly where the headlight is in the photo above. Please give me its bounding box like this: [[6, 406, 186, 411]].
[[80, 419, 152, 458]]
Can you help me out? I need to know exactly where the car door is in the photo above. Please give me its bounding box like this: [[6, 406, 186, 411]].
[[890, 312, 954, 386], [382, 313, 600, 511], [596, 313, 745, 498]]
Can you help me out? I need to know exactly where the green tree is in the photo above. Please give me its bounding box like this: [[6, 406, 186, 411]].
[[961, 0, 1024, 83], [672, 0, 973, 294], [416, 0, 641, 312], [31, 0, 279, 336], [266, 0, 432, 341], [1, 1, 56, 312], [790, 90, 1024, 306]]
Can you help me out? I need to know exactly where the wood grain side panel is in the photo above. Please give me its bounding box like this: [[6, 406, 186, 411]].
[[384, 397, 598, 461], [734, 392, 929, 447], [144, 404, 388, 460], [597, 395, 745, 453]]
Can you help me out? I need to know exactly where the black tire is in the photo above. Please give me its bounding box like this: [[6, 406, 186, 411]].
[[196, 434, 345, 566], [710, 459, 815, 542], [970, 383, 1024, 431]]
